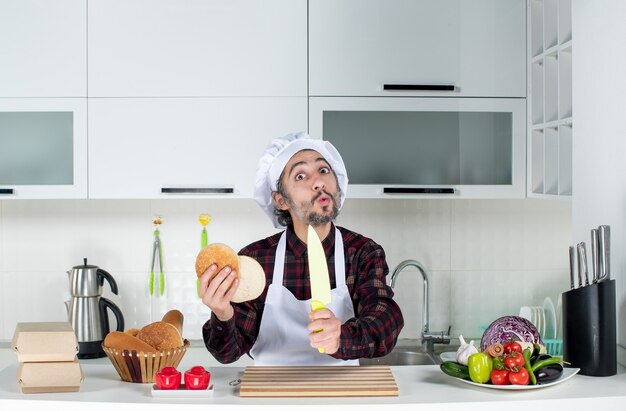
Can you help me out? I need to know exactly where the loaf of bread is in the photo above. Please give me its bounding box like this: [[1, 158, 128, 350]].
[[161, 309, 184, 336], [103, 331, 156, 353], [195, 243, 240, 280], [232, 255, 266, 303], [125, 328, 140, 337], [136, 321, 183, 351], [195, 243, 266, 303]]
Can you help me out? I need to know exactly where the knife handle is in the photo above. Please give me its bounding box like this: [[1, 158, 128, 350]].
[[591, 229, 599, 283], [576, 243, 585, 288], [598, 225, 610, 281], [311, 300, 326, 354], [568, 246, 576, 289]]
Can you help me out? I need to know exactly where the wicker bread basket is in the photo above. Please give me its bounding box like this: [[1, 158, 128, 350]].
[[102, 339, 190, 383]]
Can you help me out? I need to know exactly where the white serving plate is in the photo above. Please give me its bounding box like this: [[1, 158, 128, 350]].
[[151, 383, 214, 397], [440, 352, 457, 362], [449, 368, 579, 390], [543, 297, 557, 339]]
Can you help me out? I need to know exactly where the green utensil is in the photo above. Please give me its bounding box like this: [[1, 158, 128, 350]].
[[150, 217, 164, 297]]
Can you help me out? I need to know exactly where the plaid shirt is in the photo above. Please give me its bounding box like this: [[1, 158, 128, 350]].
[[202, 224, 404, 363]]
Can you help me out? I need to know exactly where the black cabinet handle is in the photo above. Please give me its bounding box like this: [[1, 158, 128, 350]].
[[161, 187, 234, 194], [0, 188, 14, 195], [384, 187, 455, 194], [383, 84, 455, 91]]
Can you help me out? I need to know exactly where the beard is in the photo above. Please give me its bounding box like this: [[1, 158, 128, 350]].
[[284, 190, 340, 226]]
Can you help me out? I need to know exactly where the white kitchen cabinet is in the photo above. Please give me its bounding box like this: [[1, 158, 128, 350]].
[[0, 0, 86, 97], [310, 97, 526, 199], [88, 0, 307, 97], [0, 98, 88, 199], [88, 98, 307, 199], [309, 0, 526, 97], [527, 0, 572, 198]]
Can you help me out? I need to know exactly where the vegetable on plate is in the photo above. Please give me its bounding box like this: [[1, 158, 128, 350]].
[[467, 352, 493, 384]]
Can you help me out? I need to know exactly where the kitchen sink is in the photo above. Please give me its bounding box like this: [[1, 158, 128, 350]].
[[359, 340, 460, 366], [359, 348, 437, 366]]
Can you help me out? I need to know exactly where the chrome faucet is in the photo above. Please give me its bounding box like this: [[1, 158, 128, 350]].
[[390, 259, 451, 352]]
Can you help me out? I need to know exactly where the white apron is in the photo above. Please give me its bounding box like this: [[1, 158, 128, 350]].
[[249, 228, 358, 366]]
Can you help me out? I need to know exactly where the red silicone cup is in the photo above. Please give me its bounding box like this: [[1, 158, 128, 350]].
[[184, 367, 211, 390], [154, 367, 181, 390]]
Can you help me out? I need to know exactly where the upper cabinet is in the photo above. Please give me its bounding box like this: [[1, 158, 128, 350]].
[[88, 97, 307, 199], [309, 0, 526, 97], [87, 0, 307, 97], [0, 0, 87, 97], [528, 0, 573, 199], [310, 97, 526, 199], [0, 98, 88, 199]]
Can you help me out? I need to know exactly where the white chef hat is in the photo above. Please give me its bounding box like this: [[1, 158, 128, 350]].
[[254, 131, 349, 228]]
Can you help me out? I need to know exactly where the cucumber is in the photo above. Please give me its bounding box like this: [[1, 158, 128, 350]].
[[440, 361, 470, 380]]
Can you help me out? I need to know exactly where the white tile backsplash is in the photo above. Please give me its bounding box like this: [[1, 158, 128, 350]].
[[0, 198, 571, 342]]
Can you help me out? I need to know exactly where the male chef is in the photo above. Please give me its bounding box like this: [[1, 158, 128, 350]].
[[200, 132, 404, 365]]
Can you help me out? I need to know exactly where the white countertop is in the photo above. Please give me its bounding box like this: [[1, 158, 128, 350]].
[[1, 346, 625, 411]]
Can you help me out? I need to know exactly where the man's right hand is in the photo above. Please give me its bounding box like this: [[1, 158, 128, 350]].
[[199, 264, 239, 321]]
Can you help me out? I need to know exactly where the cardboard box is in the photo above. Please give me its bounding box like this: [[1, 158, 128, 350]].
[[17, 360, 83, 394], [11, 322, 79, 362]]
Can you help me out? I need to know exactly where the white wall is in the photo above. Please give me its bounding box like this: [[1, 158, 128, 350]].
[[0, 198, 571, 344], [572, 1, 626, 364]]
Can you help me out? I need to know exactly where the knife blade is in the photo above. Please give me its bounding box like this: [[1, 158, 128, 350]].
[[307, 225, 331, 354], [568, 246, 576, 289], [598, 225, 610, 282]]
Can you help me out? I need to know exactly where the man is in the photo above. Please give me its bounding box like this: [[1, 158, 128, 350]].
[[200, 132, 403, 365]]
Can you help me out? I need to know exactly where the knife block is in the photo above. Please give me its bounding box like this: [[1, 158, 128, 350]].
[[562, 280, 616, 376]]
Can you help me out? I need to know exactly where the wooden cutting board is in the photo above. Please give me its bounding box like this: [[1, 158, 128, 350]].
[[239, 365, 398, 397]]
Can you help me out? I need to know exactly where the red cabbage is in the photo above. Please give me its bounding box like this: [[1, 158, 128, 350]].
[[480, 315, 543, 351]]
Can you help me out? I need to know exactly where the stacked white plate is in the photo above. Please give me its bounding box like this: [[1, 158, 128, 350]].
[[519, 297, 558, 340], [518, 306, 544, 338]]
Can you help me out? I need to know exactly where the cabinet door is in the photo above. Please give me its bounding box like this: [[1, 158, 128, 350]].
[[88, 98, 307, 199], [310, 97, 526, 199], [88, 0, 307, 97], [309, 0, 526, 97], [0, 99, 87, 198], [0, 0, 86, 97]]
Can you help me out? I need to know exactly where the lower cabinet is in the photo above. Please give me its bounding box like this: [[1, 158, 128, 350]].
[[88, 98, 307, 199]]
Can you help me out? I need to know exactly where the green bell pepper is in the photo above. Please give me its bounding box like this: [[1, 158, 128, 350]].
[[467, 352, 493, 384]]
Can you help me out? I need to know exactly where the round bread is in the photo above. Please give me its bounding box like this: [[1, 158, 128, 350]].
[[161, 309, 184, 336], [104, 331, 155, 353], [136, 321, 184, 351], [125, 328, 140, 337], [195, 243, 240, 280], [232, 255, 266, 303]]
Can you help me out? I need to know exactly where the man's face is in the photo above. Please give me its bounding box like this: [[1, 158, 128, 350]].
[[275, 149, 340, 227]]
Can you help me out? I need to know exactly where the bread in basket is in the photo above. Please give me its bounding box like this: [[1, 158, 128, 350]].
[[103, 310, 188, 383]]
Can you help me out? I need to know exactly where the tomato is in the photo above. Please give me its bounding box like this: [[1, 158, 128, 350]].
[[508, 367, 530, 385], [503, 352, 525, 371], [490, 369, 510, 385], [503, 341, 523, 354]]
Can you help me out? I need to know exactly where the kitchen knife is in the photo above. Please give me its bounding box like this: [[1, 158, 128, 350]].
[[590, 229, 599, 283], [568, 246, 576, 289], [307, 225, 332, 354], [576, 243, 586, 288], [579, 242, 590, 286], [598, 225, 610, 281]]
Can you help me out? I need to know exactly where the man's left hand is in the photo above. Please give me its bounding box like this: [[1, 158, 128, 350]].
[[307, 308, 341, 355]]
